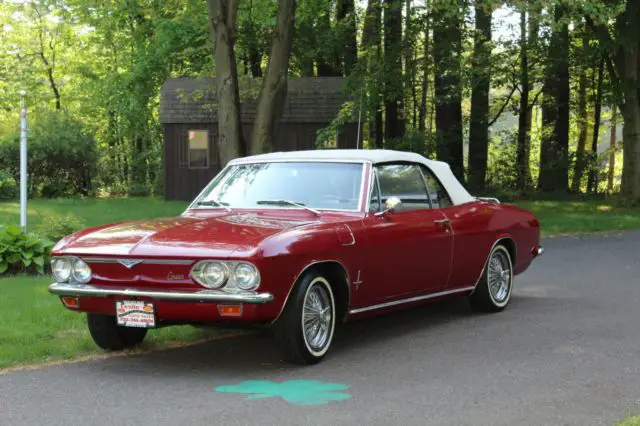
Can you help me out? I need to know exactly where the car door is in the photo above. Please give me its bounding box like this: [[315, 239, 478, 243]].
[[361, 163, 453, 302], [420, 164, 491, 290]]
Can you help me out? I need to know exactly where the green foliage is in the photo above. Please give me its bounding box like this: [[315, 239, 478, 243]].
[[0, 225, 53, 275], [0, 170, 18, 200], [35, 213, 85, 244], [385, 130, 436, 158], [486, 132, 519, 192], [0, 111, 96, 198]]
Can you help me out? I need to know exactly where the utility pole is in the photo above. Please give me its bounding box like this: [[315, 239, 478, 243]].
[[19, 90, 27, 231]]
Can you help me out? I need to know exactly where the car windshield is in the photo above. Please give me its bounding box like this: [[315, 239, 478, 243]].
[[193, 162, 365, 211]]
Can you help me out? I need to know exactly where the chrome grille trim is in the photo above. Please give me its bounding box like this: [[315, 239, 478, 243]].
[[81, 257, 194, 265]]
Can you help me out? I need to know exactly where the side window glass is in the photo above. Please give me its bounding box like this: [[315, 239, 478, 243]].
[[420, 165, 453, 208], [376, 164, 429, 211], [369, 173, 381, 212]]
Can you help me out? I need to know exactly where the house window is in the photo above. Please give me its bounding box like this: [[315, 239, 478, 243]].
[[188, 130, 209, 169]]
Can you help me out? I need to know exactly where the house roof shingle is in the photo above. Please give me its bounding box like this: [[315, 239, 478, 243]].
[[159, 77, 353, 124]]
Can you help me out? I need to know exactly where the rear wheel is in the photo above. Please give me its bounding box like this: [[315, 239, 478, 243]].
[[274, 273, 336, 365], [87, 313, 148, 351], [469, 244, 513, 312]]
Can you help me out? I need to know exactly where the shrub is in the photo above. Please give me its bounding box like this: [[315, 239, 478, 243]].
[[36, 213, 85, 243], [0, 170, 18, 200], [0, 225, 53, 275], [127, 182, 151, 197], [0, 111, 96, 198]]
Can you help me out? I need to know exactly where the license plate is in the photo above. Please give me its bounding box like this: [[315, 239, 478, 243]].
[[116, 300, 156, 328]]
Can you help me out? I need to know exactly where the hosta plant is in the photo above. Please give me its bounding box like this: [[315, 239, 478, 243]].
[[0, 225, 54, 275]]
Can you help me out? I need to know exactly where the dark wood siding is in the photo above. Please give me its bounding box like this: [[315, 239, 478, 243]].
[[164, 122, 360, 201]]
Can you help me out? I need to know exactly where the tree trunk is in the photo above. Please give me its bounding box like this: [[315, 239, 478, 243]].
[[587, 58, 604, 193], [404, 0, 415, 127], [571, 34, 589, 193], [383, 0, 405, 141], [620, 90, 640, 198], [362, 0, 383, 147], [432, 2, 464, 180], [246, 0, 263, 77], [618, 37, 640, 198], [538, 5, 569, 192], [607, 106, 618, 193], [517, 4, 539, 190], [468, 0, 492, 191], [337, 0, 358, 75], [39, 52, 61, 110], [316, 11, 339, 77], [418, 6, 430, 133], [207, 0, 245, 163], [588, 1, 640, 199], [251, 0, 297, 154], [516, 8, 529, 190]]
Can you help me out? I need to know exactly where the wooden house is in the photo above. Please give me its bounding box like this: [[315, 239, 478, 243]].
[[159, 77, 358, 200]]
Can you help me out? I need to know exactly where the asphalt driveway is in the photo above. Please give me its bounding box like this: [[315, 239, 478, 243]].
[[1, 231, 639, 426]]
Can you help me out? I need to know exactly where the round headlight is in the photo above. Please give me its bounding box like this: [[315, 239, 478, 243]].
[[52, 257, 72, 282], [202, 261, 228, 289], [234, 263, 260, 291], [72, 258, 92, 283]]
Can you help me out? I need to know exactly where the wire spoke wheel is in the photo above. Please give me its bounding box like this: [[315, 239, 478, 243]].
[[302, 283, 333, 352], [469, 243, 514, 313], [488, 250, 511, 304]]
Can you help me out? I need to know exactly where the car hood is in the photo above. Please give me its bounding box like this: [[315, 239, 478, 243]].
[[55, 214, 318, 258]]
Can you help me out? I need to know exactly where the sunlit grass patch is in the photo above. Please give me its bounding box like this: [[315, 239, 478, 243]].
[[617, 416, 640, 426], [0, 275, 226, 370], [514, 200, 640, 236]]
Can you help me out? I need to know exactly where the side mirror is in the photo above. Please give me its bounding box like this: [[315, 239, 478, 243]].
[[374, 196, 402, 216]]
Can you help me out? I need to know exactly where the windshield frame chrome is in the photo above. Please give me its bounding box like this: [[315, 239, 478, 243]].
[[185, 159, 369, 214]]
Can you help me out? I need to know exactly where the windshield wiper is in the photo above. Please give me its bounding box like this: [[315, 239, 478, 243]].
[[196, 199, 232, 212], [256, 199, 321, 216]]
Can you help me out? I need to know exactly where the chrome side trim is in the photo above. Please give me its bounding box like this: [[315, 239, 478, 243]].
[[349, 286, 475, 315], [476, 197, 501, 204], [270, 259, 352, 324], [48, 283, 273, 304], [82, 258, 194, 265], [341, 224, 356, 246]]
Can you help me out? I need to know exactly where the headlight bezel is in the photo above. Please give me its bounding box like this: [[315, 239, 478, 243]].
[[71, 258, 92, 283], [233, 262, 260, 291], [52, 257, 73, 282], [190, 260, 261, 292], [52, 256, 92, 284], [201, 261, 229, 289]]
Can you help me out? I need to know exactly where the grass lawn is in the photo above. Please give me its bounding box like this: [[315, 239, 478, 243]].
[[1, 196, 640, 370], [0, 196, 639, 237], [0, 275, 234, 370], [617, 416, 640, 426], [0, 197, 187, 229], [515, 200, 640, 237]]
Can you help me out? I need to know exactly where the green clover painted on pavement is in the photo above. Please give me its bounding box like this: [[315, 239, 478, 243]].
[[215, 380, 352, 406]]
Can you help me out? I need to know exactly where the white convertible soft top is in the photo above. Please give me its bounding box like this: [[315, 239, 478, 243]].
[[228, 149, 475, 205]]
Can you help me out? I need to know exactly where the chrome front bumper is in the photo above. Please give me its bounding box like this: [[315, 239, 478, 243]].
[[48, 283, 274, 304]]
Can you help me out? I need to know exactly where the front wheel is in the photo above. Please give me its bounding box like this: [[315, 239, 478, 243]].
[[87, 313, 148, 351], [469, 244, 514, 312], [274, 273, 336, 365]]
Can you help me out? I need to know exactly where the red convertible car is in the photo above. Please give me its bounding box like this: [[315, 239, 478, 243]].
[[49, 149, 543, 364]]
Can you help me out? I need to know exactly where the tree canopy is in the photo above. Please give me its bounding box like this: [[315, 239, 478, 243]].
[[0, 0, 639, 200]]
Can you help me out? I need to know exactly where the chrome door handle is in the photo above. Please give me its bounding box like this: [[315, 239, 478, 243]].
[[434, 219, 451, 225]]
